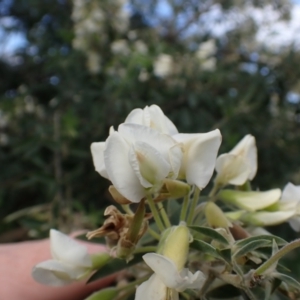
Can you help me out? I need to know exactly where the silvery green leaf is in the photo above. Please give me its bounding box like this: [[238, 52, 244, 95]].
[[235, 235, 287, 248], [189, 226, 229, 245], [190, 239, 225, 262], [233, 239, 271, 257], [273, 273, 300, 291]]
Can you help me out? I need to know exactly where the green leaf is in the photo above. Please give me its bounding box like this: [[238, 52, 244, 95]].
[[190, 239, 226, 262], [235, 235, 287, 248], [273, 273, 300, 291], [87, 253, 144, 283], [234, 239, 271, 257], [189, 226, 229, 245], [218, 248, 232, 263]]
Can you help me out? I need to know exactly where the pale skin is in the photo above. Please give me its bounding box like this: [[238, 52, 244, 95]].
[[0, 238, 114, 300]]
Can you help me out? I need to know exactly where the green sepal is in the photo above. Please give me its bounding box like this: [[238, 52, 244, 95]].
[[189, 226, 230, 245]]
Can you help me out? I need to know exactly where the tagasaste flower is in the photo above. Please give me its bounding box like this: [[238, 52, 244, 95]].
[[135, 223, 205, 300], [125, 104, 178, 135], [32, 229, 94, 286], [215, 134, 257, 186], [135, 253, 205, 300], [91, 123, 183, 203]]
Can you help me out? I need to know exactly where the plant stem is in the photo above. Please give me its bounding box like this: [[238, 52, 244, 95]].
[[134, 246, 157, 254], [147, 194, 165, 232], [187, 187, 200, 225], [255, 238, 300, 275], [122, 204, 133, 215], [180, 194, 190, 222], [208, 182, 221, 198], [157, 202, 171, 228], [147, 227, 161, 240]]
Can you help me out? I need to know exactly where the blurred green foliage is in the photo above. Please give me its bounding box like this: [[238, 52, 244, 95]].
[[0, 0, 300, 241]]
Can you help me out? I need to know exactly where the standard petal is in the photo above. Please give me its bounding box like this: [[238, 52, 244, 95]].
[[104, 132, 146, 203], [90, 142, 109, 179], [129, 141, 170, 188], [32, 259, 85, 286], [143, 253, 182, 289], [119, 123, 181, 164], [50, 230, 92, 268], [125, 108, 144, 125], [230, 134, 257, 180], [215, 153, 250, 186], [174, 129, 222, 189], [147, 105, 178, 135], [135, 274, 168, 300]]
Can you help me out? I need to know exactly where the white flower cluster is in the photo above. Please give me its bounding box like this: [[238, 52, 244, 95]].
[[31, 104, 300, 299], [71, 0, 129, 73]]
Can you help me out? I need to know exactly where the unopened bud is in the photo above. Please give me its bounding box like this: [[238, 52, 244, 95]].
[[85, 287, 118, 300], [205, 202, 232, 229], [162, 222, 190, 270]]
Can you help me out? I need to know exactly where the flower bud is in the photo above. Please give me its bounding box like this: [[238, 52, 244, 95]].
[[85, 287, 118, 300], [90, 252, 111, 269], [161, 222, 190, 270], [205, 202, 232, 229]]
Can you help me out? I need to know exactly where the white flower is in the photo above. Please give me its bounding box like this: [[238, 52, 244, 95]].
[[153, 54, 173, 77], [173, 130, 222, 190], [135, 253, 205, 300], [215, 134, 257, 186], [196, 40, 216, 60], [279, 182, 300, 231], [111, 39, 130, 56], [32, 229, 93, 286], [91, 123, 182, 203], [125, 104, 178, 135]]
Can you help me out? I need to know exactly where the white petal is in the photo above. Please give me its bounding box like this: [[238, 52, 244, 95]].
[[32, 259, 87, 286], [230, 134, 257, 180], [50, 230, 92, 268], [289, 216, 300, 231], [215, 153, 250, 186], [143, 253, 182, 289], [219, 189, 281, 212], [125, 108, 144, 125], [176, 269, 206, 291], [245, 210, 295, 226], [129, 141, 170, 188], [168, 144, 183, 179], [90, 142, 109, 179], [174, 129, 222, 189], [147, 105, 178, 135], [104, 132, 145, 203], [281, 182, 300, 203], [119, 123, 181, 163], [135, 274, 168, 300]]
